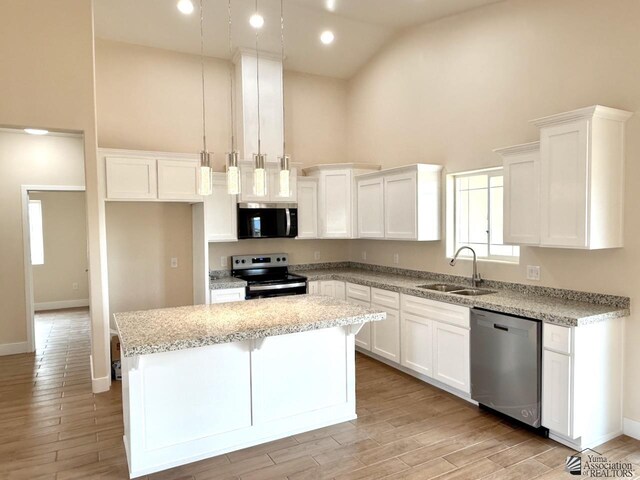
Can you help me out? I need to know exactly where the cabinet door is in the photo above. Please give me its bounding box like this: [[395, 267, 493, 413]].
[[371, 306, 400, 363], [157, 159, 201, 201], [357, 176, 385, 238], [105, 156, 157, 200], [347, 297, 372, 351], [210, 288, 246, 304], [540, 120, 589, 248], [269, 167, 298, 202], [319, 170, 352, 238], [542, 350, 572, 437], [297, 178, 318, 239], [401, 311, 433, 377], [433, 321, 470, 393], [503, 152, 540, 245], [319, 280, 335, 298], [205, 174, 237, 242], [384, 171, 417, 240], [334, 281, 346, 300], [307, 281, 319, 295]]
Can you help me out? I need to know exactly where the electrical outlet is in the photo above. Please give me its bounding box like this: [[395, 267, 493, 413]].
[[526, 265, 541, 281], [72, 282, 78, 291], [170, 257, 178, 269], [393, 253, 399, 265], [362, 251, 367, 261], [314, 251, 321, 260], [220, 256, 228, 268]]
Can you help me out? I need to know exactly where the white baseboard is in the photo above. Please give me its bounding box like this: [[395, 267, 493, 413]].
[[624, 417, 640, 440], [90, 354, 111, 393], [0, 341, 30, 356], [35, 299, 90, 311]]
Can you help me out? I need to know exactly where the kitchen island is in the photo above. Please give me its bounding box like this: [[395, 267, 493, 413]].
[[114, 295, 386, 479]]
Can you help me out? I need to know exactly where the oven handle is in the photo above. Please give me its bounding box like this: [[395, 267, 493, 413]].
[[285, 208, 291, 236], [249, 282, 307, 292]]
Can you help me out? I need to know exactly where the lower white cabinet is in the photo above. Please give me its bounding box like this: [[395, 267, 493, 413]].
[[370, 288, 400, 363], [542, 349, 572, 437], [319, 280, 346, 300], [432, 321, 470, 393], [307, 281, 319, 295], [209, 288, 246, 304], [346, 283, 372, 351], [400, 311, 433, 377], [204, 173, 237, 242]]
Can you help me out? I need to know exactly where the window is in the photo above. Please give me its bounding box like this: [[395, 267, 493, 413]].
[[28, 200, 44, 266], [449, 168, 519, 262]]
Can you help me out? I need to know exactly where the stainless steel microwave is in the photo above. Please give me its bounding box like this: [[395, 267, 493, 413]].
[[237, 203, 298, 239]]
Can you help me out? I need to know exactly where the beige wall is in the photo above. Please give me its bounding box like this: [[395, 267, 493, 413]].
[[31, 191, 89, 307], [106, 203, 193, 319], [346, 0, 640, 422], [0, 132, 85, 345], [0, 1, 111, 384], [209, 239, 350, 270]]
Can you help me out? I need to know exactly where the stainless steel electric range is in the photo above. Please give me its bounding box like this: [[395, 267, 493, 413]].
[[231, 254, 308, 300]]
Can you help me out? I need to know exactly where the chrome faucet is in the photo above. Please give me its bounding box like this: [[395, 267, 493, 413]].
[[450, 246, 482, 287]]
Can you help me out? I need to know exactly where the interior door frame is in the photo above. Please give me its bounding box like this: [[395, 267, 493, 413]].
[[21, 184, 86, 352]]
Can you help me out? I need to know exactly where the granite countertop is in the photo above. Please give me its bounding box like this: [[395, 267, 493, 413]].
[[291, 268, 629, 327], [114, 295, 386, 357], [209, 276, 247, 289]]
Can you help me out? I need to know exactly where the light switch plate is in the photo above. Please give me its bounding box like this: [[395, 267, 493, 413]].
[[171, 257, 178, 268], [526, 265, 541, 281], [72, 282, 79, 291], [220, 256, 228, 268], [314, 251, 321, 260], [362, 251, 367, 261], [393, 253, 400, 264]]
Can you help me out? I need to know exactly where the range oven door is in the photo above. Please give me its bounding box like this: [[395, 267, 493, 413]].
[[245, 282, 307, 300], [238, 204, 298, 239]]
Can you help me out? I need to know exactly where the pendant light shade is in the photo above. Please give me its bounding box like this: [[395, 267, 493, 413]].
[[277, 0, 291, 198], [197, 0, 213, 196], [226, 152, 241, 195], [279, 155, 290, 197]]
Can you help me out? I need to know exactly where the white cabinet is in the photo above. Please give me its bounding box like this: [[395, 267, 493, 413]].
[[307, 281, 319, 295], [346, 283, 372, 351], [432, 321, 470, 393], [319, 280, 345, 300], [239, 163, 297, 204], [297, 177, 318, 239], [106, 156, 158, 200], [104, 152, 202, 202], [304, 164, 380, 239], [357, 177, 384, 238], [530, 105, 632, 249], [157, 159, 201, 201], [399, 294, 470, 394], [209, 287, 246, 304], [355, 164, 442, 241], [542, 349, 572, 437], [370, 288, 400, 363], [204, 173, 237, 242], [495, 142, 540, 245]]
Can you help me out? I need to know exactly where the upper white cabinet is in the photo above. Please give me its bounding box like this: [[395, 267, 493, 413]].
[[204, 173, 237, 242], [495, 142, 540, 245], [104, 151, 201, 202], [297, 177, 319, 239], [530, 105, 632, 249], [304, 164, 380, 239], [239, 162, 297, 204], [355, 164, 443, 241]]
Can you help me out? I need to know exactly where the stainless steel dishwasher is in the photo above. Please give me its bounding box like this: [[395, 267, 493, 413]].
[[470, 308, 542, 428]]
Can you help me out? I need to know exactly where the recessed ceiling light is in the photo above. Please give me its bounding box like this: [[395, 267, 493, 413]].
[[325, 0, 336, 12], [24, 128, 49, 136], [320, 31, 335, 45], [249, 13, 264, 29], [177, 0, 194, 15]]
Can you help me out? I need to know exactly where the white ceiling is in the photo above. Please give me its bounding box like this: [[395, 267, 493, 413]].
[[94, 0, 503, 79]]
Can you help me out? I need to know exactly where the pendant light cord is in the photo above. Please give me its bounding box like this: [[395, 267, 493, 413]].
[[280, 0, 286, 158], [200, 0, 207, 153], [228, 0, 235, 153], [255, 0, 261, 155]]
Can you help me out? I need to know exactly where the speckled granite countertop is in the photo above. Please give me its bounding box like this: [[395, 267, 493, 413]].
[[114, 295, 386, 357], [291, 268, 629, 327]]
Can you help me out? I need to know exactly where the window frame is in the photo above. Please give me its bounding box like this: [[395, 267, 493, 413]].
[[28, 199, 45, 266], [446, 166, 520, 264]]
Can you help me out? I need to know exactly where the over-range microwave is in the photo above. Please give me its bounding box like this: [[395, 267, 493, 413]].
[[237, 203, 298, 239]]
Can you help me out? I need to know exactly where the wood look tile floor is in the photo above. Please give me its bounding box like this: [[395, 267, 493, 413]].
[[1, 309, 639, 480]]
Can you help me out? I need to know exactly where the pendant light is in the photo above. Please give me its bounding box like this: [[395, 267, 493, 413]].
[[278, 0, 291, 198], [226, 0, 240, 195], [252, 0, 267, 197], [197, 0, 213, 196]]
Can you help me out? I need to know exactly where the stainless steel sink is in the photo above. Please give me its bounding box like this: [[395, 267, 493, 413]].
[[450, 288, 496, 296], [418, 283, 467, 292]]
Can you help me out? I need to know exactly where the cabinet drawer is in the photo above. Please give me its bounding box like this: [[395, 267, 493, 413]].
[[346, 283, 371, 302], [371, 288, 400, 310], [543, 323, 572, 354], [400, 294, 470, 329]]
